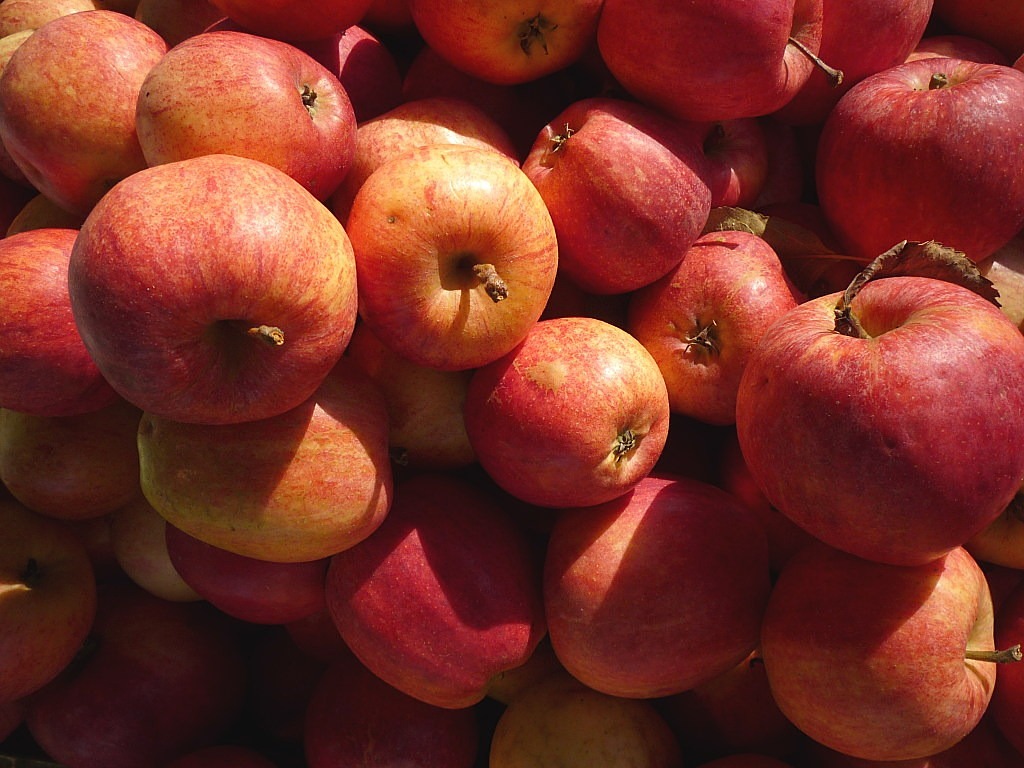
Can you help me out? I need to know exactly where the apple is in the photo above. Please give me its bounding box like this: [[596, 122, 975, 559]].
[[134, 0, 225, 48], [544, 473, 772, 698], [0, 0, 102, 37], [0, 398, 142, 521], [931, 0, 1024, 62], [164, 522, 329, 625], [964, 487, 1024, 570], [139, 357, 392, 564], [0, 227, 119, 417], [0, 10, 167, 216], [596, 0, 827, 122], [345, 143, 559, 371], [284, 606, 350, 664], [520, 96, 712, 295], [735, 270, 1024, 567], [0, 28, 34, 188], [329, 95, 518, 224], [164, 745, 278, 768], [206, 0, 372, 42], [304, 650, 481, 768], [6, 193, 85, 235], [488, 671, 684, 768], [136, 30, 357, 202], [108, 496, 201, 603], [907, 33, 1011, 65], [0, 699, 23, 741], [751, 117, 807, 210], [773, 0, 934, 125], [325, 471, 547, 709], [485, 637, 564, 706], [700, 118, 770, 209], [344, 320, 476, 470], [23, 580, 249, 768], [761, 542, 1009, 762], [0, 497, 96, 704], [990, 576, 1024, 756], [464, 315, 671, 509], [626, 229, 803, 426], [816, 57, 1024, 264], [407, 0, 603, 85], [67, 153, 359, 426]]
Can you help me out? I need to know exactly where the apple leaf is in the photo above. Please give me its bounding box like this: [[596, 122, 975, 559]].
[[703, 206, 845, 259]]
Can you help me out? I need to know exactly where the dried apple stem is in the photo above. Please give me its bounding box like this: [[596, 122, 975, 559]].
[[248, 325, 285, 346], [612, 428, 637, 463], [965, 644, 1023, 663], [787, 36, 844, 88], [473, 263, 509, 303]]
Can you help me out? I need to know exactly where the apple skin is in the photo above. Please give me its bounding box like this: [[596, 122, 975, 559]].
[[138, 357, 392, 564], [544, 473, 772, 698], [67, 153, 359, 426], [521, 96, 712, 295], [907, 33, 1011, 65], [464, 315, 671, 509], [816, 57, 1024, 264], [0, 497, 97, 704], [0, 10, 167, 216], [735, 276, 1024, 567], [626, 229, 803, 426], [990, 578, 1024, 758], [346, 143, 559, 371], [0, 0, 102, 36], [932, 0, 1024, 62], [304, 650, 480, 768], [0, 227, 119, 417], [136, 30, 357, 202], [761, 542, 998, 762], [133, 0, 226, 48], [164, 522, 329, 625], [325, 471, 547, 710], [23, 580, 249, 768], [6, 193, 85, 236], [700, 118, 770, 209], [206, 0, 372, 41], [596, 0, 824, 122]]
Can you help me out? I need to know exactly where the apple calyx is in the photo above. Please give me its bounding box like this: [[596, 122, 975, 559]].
[[472, 263, 509, 302], [20, 557, 42, 589], [541, 123, 576, 168], [684, 319, 720, 358], [965, 644, 1023, 664], [787, 36, 844, 88], [833, 240, 1000, 338], [300, 84, 318, 118], [611, 428, 638, 464], [247, 324, 286, 346], [929, 73, 950, 91], [517, 13, 557, 56]]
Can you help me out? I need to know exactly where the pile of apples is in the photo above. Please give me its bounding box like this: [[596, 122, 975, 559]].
[[6, 0, 1024, 766]]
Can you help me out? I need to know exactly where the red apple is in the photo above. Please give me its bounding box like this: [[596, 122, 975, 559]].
[[990, 577, 1024, 758], [0, 10, 167, 216], [138, 357, 392, 563], [67, 153, 359, 425], [0, 497, 96, 704], [761, 542, 1003, 762], [932, 0, 1024, 62], [346, 143, 559, 371], [464, 315, 671, 509], [907, 33, 1011, 65], [304, 650, 480, 768], [325, 471, 547, 709], [544, 473, 772, 698], [700, 118, 770, 209], [626, 229, 803, 426], [136, 30, 357, 201], [0, 227, 118, 417], [816, 58, 1024, 263], [735, 272, 1024, 566], [206, 0, 372, 41], [751, 116, 807, 209], [596, 0, 826, 122], [520, 96, 712, 295], [134, 0, 226, 48], [24, 580, 249, 768]]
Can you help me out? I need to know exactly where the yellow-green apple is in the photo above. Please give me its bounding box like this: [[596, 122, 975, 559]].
[[0, 498, 96, 704], [0, 398, 142, 521], [165, 745, 278, 768], [932, 0, 1024, 61], [138, 358, 392, 563], [164, 522, 329, 625], [134, 0, 225, 48], [488, 671, 684, 768], [67, 153, 359, 425], [596, 0, 826, 122], [0, 227, 118, 417], [346, 143, 558, 371], [136, 30, 357, 201], [544, 474, 772, 698], [990, 577, 1024, 758], [108, 496, 201, 603], [907, 33, 1011, 64], [626, 229, 803, 426], [325, 471, 547, 709], [407, 0, 603, 85], [303, 651, 480, 768], [23, 580, 248, 768], [761, 542, 1007, 762], [816, 58, 1024, 263], [735, 274, 1024, 566], [206, 0, 371, 41], [0, 10, 167, 216], [463, 315, 671, 508], [329, 95, 517, 224], [521, 96, 712, 295], [6, 193, 85, 235], [344, 321, 476, 470], [773, 0, 934, 125], [700, 118, 770, 208]]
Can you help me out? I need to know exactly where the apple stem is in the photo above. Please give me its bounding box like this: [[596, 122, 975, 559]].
[[612, 428, 637, 463], [541, 123, 576, 167], [517, 13, 557, 56], [929, 73, 950, 90], [472, 263, 509, 302], [247, 325, 285, 346], [965, 644, 1023, 664], [787, 36, 844, 88], [684, 320, 720, 356], [300, 83, 318, 118]]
